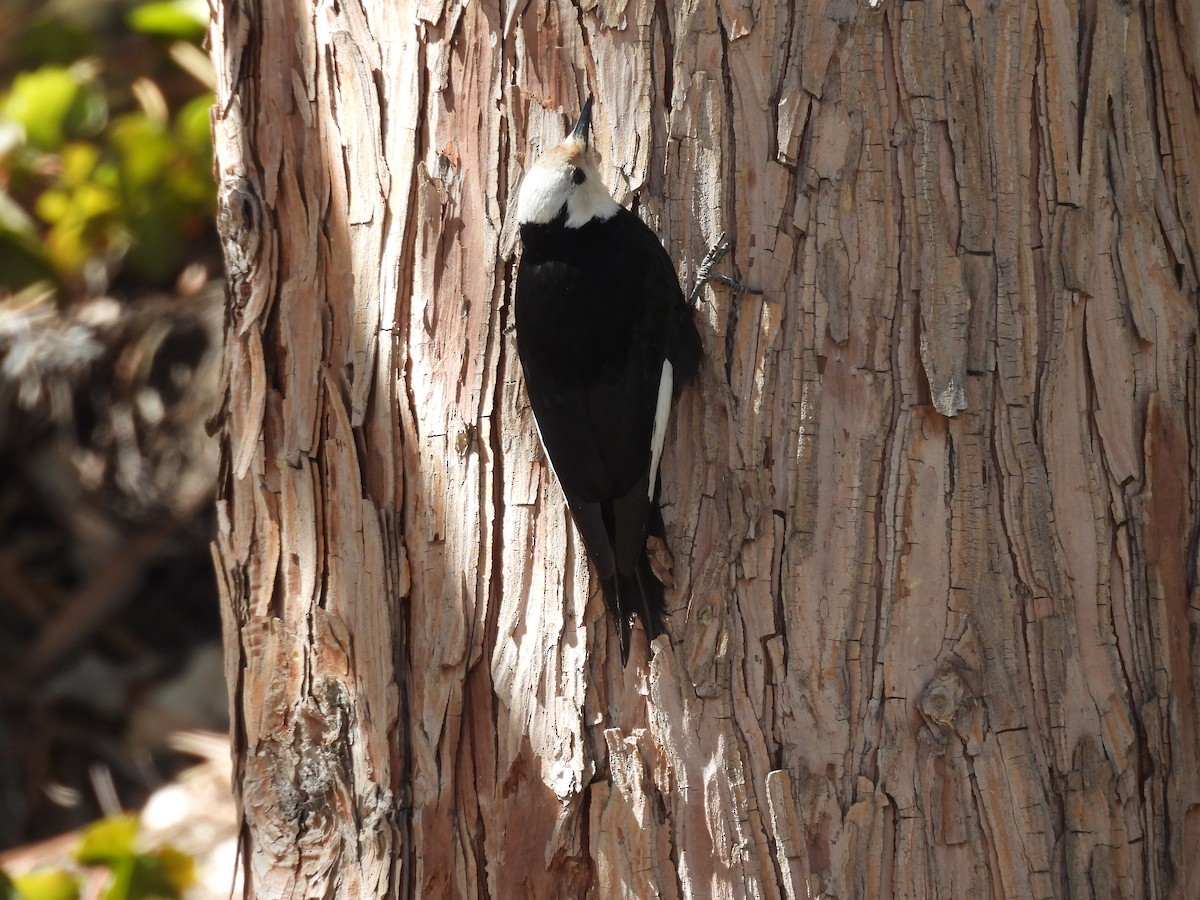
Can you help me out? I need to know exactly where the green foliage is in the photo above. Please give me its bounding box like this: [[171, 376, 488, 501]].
[[0, 1, 215, 299], [0, 815, 194, 900], [3, 65, 107, 151], [126, 1, 209, 42], [5, 869, 79, 900], [75, 815, 195, 900]]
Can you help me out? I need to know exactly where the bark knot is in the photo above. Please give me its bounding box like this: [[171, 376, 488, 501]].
[[918, 668, 974, 729]]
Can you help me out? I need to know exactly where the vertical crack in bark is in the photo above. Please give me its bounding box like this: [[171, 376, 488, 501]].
[[857, 6, 905, 795], [1142, 1, 1199, 293], [714, 15, 742, 391], [652, 0, 675, 124], [483, 61, 528, 879], [1030, 15, 1051, 435], [766, 0, 797, 166], [213, 1, 261, 860], [1135, 0, 1165, 165], [571, 0, 596, 100], [864, 296, 900, 793], [1077, 280, 1160, 887], [472, 254, 505, 900], [462, 694, 494, 900], [1187, 347, 1200, 611], [770, 508, 787, 662], [964, 729, 1008, 899], [1081, 298, 1138, 726], [1075, 0, 1095, 170], [390, 21, 433, 900], [489, 0, 517, 761], [1121, 491, 1164, 885]]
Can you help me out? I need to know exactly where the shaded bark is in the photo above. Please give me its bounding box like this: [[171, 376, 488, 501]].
[[210, 0, 1200, 896]]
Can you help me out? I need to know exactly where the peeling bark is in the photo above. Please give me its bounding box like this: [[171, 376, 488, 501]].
[[210, 0, 1200, 896]]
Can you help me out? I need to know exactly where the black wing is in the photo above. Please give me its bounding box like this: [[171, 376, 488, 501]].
[[516, 208, 697, 499], [515, 207, 700, 662]]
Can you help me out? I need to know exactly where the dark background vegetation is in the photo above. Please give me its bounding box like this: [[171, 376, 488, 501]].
[[0, 0, 225, 856]]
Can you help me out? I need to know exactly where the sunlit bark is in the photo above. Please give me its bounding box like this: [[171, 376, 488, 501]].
[[210, 0, 1200, 895]]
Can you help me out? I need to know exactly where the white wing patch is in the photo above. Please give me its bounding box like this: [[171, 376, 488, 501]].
[[531, 359, 674, 503], [647, 360, 674, 499]]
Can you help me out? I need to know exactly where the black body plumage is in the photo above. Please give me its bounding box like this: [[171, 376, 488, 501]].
[[515, 122, 701, 665]]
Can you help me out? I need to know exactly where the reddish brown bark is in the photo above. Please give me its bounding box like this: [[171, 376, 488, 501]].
[[211, 0, 1200, 896]]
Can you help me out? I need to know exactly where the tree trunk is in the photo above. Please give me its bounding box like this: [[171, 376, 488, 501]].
[[209, 0, 1200, 896]]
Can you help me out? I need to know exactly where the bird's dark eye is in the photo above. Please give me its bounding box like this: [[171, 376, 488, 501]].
[[572, 167, 586, 185]]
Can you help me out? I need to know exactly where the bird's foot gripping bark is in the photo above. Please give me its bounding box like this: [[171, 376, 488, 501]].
[[688, 231, 763, 305]]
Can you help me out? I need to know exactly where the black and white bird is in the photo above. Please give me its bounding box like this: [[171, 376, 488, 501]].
[[513, 96, 702, 666]]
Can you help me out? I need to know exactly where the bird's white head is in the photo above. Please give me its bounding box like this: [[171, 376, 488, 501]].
[[516, 96, 620, 229]]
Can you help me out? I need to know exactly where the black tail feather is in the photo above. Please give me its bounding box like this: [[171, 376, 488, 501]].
[[598, 572, 629, 665], [577, 483, 670, 666], [610, 554, 666, 666]]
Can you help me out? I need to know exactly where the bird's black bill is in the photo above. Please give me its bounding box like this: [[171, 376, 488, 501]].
[[571, 95, 594, 146]]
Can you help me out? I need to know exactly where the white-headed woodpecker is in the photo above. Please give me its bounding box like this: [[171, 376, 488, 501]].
[[513, 96, 702, 666]]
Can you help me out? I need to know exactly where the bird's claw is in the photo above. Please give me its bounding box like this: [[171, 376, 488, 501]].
[[688, 231, 763, 305]]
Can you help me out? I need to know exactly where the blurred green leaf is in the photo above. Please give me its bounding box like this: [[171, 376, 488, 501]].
[[126, 1, 208, 43], [11, 869, 81, 900], [34, 187, 71, 222], [2, 66, 107, 152], [109, 114, 171, 191], [3, 67, 78, 150], [174, 93, 213, 159], [150, 848, 194, 894], [104, 107, 212, 284], [75, 815, 139, 866], [35, 163, 121, 275], [102, 850, 187, 900], [73, 182, 121, 219], [60, 142, 101, 183]]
